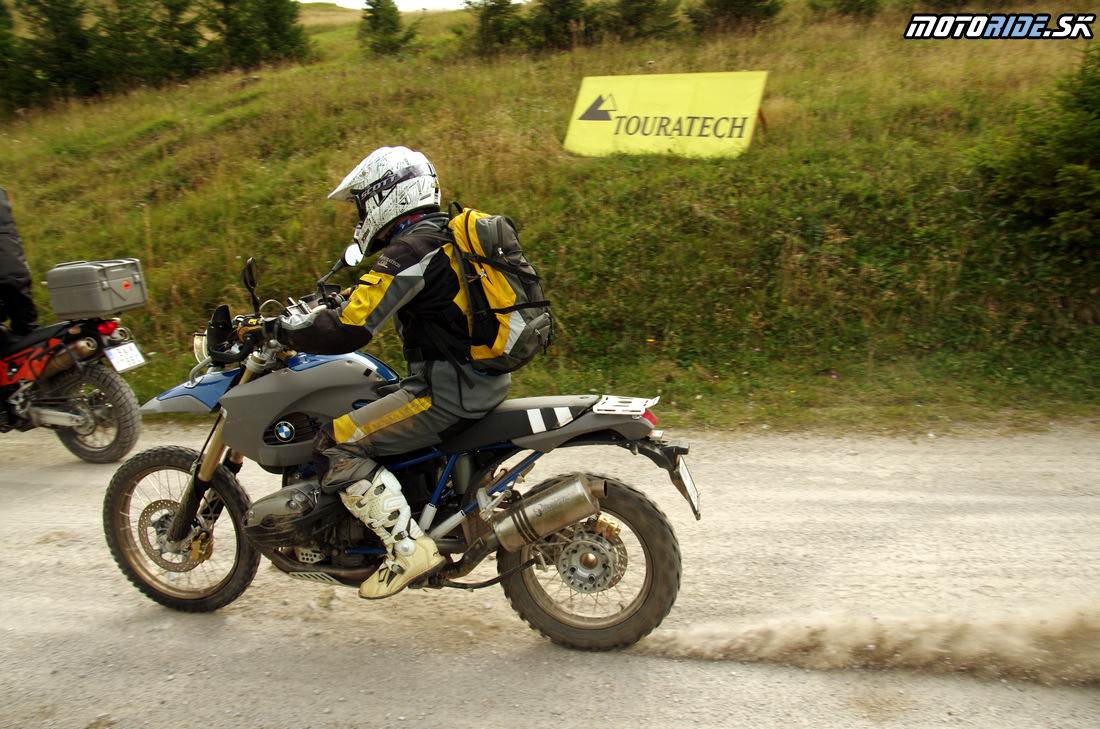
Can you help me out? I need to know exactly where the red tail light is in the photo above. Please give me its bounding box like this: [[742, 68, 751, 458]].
[[641, 409, 658, 427], [97, 321, 119, 336]]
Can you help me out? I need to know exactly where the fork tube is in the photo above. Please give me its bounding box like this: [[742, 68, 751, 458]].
[[165, 362, 259, 543], [197, 417, 230, 481]]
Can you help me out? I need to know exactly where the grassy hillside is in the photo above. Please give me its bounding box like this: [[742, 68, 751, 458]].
[[1, 1, 1097, 433]]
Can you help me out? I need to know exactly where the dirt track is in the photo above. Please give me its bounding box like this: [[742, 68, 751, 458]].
[[1, 420, 1098, 728]]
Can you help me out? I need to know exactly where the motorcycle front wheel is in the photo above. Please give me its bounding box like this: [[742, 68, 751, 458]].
[[498, 474, 682, 651], [103, 446, 260, 612], [51, 364, 140, 463]]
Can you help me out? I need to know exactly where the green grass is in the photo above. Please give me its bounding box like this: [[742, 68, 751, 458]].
[[1, 1, 1097, 435]]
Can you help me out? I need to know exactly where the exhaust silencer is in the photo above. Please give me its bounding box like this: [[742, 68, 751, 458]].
[[39, 336, 99, 379], [492, 473, 604, 553], [431, 474, 606, 580]]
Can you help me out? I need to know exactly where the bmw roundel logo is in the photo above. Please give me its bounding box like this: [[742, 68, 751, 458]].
[[274, 421, 296, 443]]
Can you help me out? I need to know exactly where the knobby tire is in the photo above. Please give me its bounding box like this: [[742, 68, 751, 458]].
[[103, 446, 260, 612], [498, 474, 682, 651], [52, 364, 140, 463]]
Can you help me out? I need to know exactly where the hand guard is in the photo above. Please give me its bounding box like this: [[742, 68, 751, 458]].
[[236, 317, 281, 346]]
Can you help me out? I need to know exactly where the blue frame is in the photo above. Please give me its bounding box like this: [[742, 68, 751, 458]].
[[344, 443, 543, 556]]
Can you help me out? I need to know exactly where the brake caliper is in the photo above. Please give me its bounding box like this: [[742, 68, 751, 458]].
[[188, 531, 214, 562]]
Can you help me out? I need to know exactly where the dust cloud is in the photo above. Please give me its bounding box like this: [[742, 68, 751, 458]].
[[643, 603, 1100, 685]]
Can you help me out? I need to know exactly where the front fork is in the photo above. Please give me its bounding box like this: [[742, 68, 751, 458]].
[[165, 358, 259, 545]]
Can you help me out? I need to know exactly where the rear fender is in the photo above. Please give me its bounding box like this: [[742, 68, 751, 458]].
[[511, 410, 653, 452], [554, 432, 699, 520]]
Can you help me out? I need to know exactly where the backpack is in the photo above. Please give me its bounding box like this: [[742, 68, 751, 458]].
[[444, 204, 552, 374]]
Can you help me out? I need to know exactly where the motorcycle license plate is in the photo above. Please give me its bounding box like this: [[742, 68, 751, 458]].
[[105, 341, 146, 373], [671, 456, 701, 520]]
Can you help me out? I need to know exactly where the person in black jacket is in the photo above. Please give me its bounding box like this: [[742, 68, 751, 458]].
[[0, 187, 37, 336]]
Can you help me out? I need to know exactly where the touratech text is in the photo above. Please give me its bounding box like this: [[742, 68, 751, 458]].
[[612, 115, 750, 139]]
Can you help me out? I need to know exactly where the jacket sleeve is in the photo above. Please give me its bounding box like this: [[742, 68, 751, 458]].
[[337, 239, 429, 334], [278, 307, 372, 355], [279, 236, 430, 355]]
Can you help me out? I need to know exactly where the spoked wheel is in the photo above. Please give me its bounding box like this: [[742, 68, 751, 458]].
[[103, 446, 260, 612], [51, 364, 140, 463], [498, 474, 682, 651]]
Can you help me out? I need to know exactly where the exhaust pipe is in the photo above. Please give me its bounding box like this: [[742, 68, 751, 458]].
[[441, 474, 605, 579], [491, 474, 604, 552], [39, 336, 99, 380], [261, 475, 605, 589]]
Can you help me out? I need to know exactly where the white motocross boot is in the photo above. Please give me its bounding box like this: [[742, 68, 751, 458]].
[[340, 468, 444, 599]]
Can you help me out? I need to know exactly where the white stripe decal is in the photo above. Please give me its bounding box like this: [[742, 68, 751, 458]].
[[527, 409, 546, 433], [553, 407, 573, 428]]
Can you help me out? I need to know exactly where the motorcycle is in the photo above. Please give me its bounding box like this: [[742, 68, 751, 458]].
[[0, 314, 144, 463], [103, 252, 700, 650]]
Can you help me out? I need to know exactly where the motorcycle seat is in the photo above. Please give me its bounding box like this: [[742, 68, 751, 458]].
[[0, 322, 69, 358], [437, 395, 600, 454]]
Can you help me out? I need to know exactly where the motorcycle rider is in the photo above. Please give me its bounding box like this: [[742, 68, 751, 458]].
[[245, 147, 511, 599], [0, 186, 38, 337]]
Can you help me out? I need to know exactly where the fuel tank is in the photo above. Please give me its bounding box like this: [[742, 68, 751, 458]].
[[143, 352, 399, 467], [218, 352, 399, 467]]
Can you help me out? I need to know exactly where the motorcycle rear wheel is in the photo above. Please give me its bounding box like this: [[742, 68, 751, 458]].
[[103, 446, 260, 612], [51, 364, 140, 463], [498, 474, 682, 651]]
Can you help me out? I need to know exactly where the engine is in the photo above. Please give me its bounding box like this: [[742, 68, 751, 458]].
[[243, 456, 448, 568], [243, 482, 346, 549]]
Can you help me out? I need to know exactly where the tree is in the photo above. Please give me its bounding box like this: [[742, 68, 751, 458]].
[[359, 0, 418, 56], [603, 0, 681, 41], [203, 0, 310, 71], [524, 0, 601, 51], [463, 0, 522, 56], [91, 0, 158, 90], [1, 0, 310, 110], [686, 0, 782, 33], [15, 0, 100, 98], [977, 46, 1100, 257], [150, 0, 206, 82], [0, 0, 26, 113], [252, 0, 311, 63], [204, 0, 265, 70]]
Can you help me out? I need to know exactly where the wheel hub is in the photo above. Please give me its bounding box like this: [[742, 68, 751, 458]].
[[555, 518, 628, 593], [67, 399, 96, 435], [138, 499, 202, 572]]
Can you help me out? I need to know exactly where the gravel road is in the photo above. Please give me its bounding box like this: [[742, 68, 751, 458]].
[[1, 420, 1098, 729]]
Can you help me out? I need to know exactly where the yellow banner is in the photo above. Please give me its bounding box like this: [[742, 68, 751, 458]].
[[564, 71, 768, 158]]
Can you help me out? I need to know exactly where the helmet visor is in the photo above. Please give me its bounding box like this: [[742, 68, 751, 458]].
[[351, 163, 435, 221]]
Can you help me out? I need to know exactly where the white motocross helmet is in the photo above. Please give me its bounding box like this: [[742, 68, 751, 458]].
[[328, 146, 441, 255]]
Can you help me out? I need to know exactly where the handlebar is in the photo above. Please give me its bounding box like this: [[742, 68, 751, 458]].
[[200, 251, 356, 369], [203, 287, 348, 366]]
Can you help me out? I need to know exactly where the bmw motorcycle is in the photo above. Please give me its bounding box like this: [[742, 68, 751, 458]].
[[103, 253, 700, 650], [0, 315, 143, 462]]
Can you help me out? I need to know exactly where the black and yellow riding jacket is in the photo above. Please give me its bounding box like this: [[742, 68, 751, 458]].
[[279, 213, 472, 363]]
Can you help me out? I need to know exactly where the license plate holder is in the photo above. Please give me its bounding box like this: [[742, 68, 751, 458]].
[[670, 456, 701, 520], [105, 341, 146, 373]]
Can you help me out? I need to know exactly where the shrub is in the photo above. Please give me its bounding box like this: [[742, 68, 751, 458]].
[[977, 45, 1100, 259], [524, 0, 602, 51], [686, 0, 782, 33], [463, 0, 524, 55], [806, 0, 881, 21], [602, 0, 683, 41], [359, 0, 419, 56]]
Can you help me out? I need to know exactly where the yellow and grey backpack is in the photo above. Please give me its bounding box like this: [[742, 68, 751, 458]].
[[446, 204, 552, 374]]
